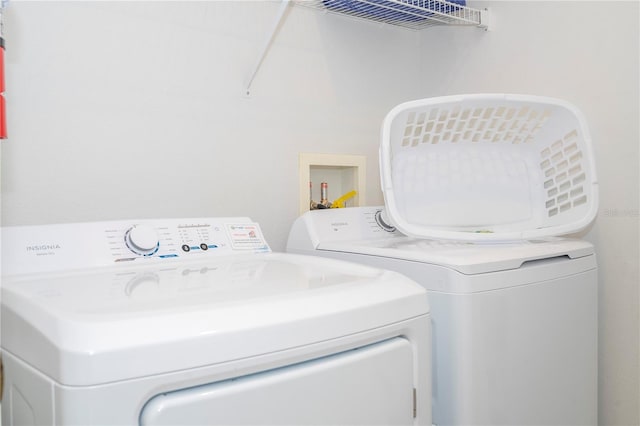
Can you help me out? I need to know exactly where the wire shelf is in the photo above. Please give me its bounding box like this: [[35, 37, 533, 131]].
[[294, 0, 485, 30]]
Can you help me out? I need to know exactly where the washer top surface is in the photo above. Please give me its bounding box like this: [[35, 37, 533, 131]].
[[1, 218, 428, 387], [318, 236, 593, 274], [287, 206, 594, 274]]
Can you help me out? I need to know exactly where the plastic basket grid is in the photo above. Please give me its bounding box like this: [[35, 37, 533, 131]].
[[380, 94, 598, 241]]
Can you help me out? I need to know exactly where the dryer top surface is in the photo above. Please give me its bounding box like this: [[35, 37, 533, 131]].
[[1, 218, 428, 386]]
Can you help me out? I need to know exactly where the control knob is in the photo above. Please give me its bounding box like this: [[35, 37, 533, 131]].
[[375, 209, 396, 232], [125, 225, 159, 256]]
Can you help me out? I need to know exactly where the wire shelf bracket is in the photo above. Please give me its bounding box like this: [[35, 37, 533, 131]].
[[244, 0, 291, 97]]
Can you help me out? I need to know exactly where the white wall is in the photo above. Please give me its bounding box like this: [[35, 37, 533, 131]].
[[419, 2, 639, 424], [1, 0, 421, 250], [1, 1, 638, 425]]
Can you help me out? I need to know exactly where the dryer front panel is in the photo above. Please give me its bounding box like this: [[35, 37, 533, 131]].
[[140, 337, 417, 426]]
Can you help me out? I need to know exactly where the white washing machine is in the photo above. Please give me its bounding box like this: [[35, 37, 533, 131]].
[[0, 216, 431, 425], [287, 206, 598, 425]]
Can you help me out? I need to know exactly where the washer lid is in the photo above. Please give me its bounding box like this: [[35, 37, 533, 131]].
[[379, 94, 598, 242], [1, 253, 428, 386], [318, 236, 594, 275]]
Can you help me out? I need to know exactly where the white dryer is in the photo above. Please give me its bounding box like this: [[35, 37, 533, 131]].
[[288, 206, 598, 425], [1, 217, 431, 425]]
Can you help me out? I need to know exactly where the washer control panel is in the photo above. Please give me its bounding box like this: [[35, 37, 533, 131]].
[[289, 206, 400, 248], [2, 218, 271, 276]]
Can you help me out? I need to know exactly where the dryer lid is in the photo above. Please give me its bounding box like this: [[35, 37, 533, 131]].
[[1, 253, 428, 386]]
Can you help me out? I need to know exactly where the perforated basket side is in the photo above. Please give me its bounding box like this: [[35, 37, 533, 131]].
[[379, 94, 598, 241]]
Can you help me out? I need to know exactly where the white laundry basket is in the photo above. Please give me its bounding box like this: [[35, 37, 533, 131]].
[[379, 94, 598, 241]]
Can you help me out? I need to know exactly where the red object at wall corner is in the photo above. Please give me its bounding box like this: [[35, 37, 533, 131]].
[[0, 36, 6, 139]]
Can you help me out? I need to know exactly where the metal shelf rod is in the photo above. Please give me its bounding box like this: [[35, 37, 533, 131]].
[[244, 0, 291, 96]]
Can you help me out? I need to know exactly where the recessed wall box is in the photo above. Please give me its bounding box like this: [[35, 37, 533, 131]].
[[299, 153, 366, 214]]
